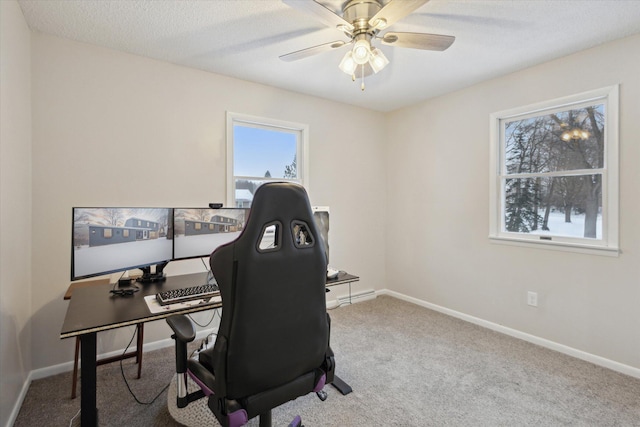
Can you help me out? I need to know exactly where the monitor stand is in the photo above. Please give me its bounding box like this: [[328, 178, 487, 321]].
[[137, 262, 168, 283]]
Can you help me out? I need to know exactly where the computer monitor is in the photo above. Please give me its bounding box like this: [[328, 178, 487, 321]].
[[173, 208, 249, 260], [71, 207, 173, 281]]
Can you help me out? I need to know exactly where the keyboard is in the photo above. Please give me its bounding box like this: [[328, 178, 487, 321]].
[[156, 284, 219, 306]]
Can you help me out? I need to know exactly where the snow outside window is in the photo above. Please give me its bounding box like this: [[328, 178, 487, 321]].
[[489, 86, 619, 256], [226, 112, 309, 208]]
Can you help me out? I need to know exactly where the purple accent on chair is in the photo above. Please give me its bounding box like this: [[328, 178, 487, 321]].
[[227, 409, 249, 427], [187, 369, 214, 396], [288, 415, 302, 427], [313, 373, 326, 392]]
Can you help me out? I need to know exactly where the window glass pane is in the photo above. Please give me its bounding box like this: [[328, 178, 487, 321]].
[[504, 104, 604, 174], [233, 125, 298, 179], [504, 175, 602, 239], [234, 178, 275, 208]]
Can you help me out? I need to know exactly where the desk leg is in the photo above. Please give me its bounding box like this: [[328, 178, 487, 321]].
[[331, 375, 352, 395], [80, 332, 98, 427], [136, 323, 144, 379]]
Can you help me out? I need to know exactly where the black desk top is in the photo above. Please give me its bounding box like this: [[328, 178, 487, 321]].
[[60, 272, 218, 339], [61, 271, 360, 339]]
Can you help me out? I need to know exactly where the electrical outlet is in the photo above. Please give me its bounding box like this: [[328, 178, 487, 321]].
[[527, 291, 538, 307]]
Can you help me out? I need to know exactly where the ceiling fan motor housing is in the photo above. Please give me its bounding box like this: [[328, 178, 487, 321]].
[[343, 0, 382, 36]]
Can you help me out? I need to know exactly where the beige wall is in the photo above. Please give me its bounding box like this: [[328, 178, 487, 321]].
[[386, 34, 640, 370], [3, 5, 639, 421], [0, 1, 32, 425], [30, 33, 387, 370]]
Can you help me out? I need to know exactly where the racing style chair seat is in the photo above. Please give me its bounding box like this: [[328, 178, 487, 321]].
[[167, 182, 335, 427]]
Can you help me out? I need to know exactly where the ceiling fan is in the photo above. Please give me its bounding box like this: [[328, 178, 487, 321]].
[[280, 0, 455, 90]]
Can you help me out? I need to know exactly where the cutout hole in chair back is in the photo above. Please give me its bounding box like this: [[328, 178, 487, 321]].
[[257, 222, 281, 252], [292, 221, 315, 248]]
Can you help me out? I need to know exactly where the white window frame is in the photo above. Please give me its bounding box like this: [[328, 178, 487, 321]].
[[226, 112, 309, 207], [489, 85, 619, 256]]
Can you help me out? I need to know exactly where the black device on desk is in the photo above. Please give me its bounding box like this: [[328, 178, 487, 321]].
[[110, 287, 138, 296]]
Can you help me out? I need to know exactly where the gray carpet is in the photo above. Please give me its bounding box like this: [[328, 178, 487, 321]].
[[14, 296, 640, 426]]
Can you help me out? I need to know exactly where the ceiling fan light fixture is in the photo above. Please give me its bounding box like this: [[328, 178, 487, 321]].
[[339, 50, 358, 75], [352, 39, 371, 65], [369, 47, 389, 73]]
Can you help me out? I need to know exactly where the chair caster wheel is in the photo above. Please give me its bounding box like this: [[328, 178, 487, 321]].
[[288, 415, 303, 427], [316, 390, 328, 401]]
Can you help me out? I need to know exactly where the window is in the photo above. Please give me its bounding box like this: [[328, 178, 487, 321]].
[[103, 228, 112, 238], [227, 112, 309, 208], [489, 86, 619, 255]]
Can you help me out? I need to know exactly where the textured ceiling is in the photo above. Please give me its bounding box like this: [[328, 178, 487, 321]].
[[17, 0, 640, 112]]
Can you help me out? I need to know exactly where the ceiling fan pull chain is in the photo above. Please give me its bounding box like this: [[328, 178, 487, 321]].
[[361, 64, 365, 91]]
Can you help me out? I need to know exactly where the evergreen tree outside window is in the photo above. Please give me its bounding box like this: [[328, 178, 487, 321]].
[[226, 112, 308, 208], [489, 86, 619, 255]]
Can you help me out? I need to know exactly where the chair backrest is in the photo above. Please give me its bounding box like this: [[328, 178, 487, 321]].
[[210, 182, 328, 399]]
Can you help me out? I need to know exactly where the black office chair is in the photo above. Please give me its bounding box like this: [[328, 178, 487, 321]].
[[167, 182, 335, 427]]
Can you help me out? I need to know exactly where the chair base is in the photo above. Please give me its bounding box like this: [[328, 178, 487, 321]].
[[331, 375, 352, 395], [167, 374, 304, 427], [167, 373, 218, 427]]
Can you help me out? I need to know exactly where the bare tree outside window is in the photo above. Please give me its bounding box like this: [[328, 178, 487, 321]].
[[504, 105, 604, 239], [490, 86, 619, 255]]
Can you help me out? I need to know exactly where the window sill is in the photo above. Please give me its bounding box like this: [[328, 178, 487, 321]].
[[489, 235, 620, 257]]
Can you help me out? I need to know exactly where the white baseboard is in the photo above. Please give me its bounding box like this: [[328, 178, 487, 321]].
[[379, 289, 640, 380], [29, 327, 217, 382], [337, 289, 376, 305], [327, 288, 376, 310], [5, 371, 33, 427]]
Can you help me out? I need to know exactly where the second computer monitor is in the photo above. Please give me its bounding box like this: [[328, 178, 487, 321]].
[[173, 208, 249, 260]]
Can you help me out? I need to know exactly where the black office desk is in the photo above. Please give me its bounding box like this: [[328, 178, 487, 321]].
[[61, 271, 360, 426], [60, 272, 218, 427]]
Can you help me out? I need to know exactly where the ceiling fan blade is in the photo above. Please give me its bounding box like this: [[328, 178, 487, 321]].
[[368, 0, 430, 29], [381, 32, 455, 51], [282, 0, 354, 32], [279, 40, 347, 62]]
